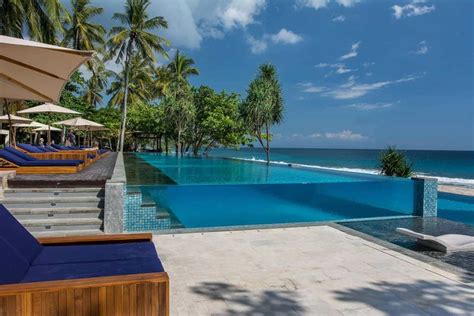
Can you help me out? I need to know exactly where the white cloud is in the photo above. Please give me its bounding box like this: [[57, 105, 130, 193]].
[[270, 28, 303, 44], [325, 130, 367, 141], [127, 0, 267, 49], [332, 15, 346, 22], [296, 0, 361, 10], [312, 75, 420, 99], [362, 61, 375, 68], [246, 35, 268, 54], [247, 28, 303, 54], [346, 102, 396, 110], [298, 82, 327, 93], [412, 40, 428, 55], [315, 63, 355, 75], [339, 41, 361, 60], [392, 1, 435, 19]]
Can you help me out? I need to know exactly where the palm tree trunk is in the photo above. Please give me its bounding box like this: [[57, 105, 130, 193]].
[[4, 99, 13, 146], [119, 46, 132, 152], [265, 123, 270, 165]]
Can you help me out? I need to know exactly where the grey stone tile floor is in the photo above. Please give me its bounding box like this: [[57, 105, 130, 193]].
[[154, 226, 474, 315]]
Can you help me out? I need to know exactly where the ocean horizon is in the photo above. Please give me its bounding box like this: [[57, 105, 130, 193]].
[[209, 147, 474, 188]]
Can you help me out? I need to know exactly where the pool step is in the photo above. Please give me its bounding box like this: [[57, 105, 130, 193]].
[[3, 187, 104, 198], [33, 229, 103, 238], [2, 196, 104, 209], [9, 207, 103, 220], [20, 218, 103, 232]]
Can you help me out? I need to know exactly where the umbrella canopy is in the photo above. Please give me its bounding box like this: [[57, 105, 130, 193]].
[[0, 114, 32, 124], [13, 121, 47, 128], [17, 103, 81, 115], [54, 117, 103, 129], [0, 35, 94, 102], [34, 125, 62, 132]]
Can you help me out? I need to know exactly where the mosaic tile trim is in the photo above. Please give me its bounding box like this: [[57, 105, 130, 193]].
[[123, 188, 171, 231], [413, 177, 438, 217]]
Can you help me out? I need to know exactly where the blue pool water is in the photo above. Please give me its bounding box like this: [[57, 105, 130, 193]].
[[124, 153, 419, 231], [438, 193, 474, 226]]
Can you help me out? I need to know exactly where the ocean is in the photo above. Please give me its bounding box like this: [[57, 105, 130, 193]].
[[209, 148, 474, 188]]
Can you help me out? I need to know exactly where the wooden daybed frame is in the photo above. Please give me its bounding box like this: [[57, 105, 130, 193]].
[[0, 233, 170, 315], [0, 158, 81, 174], [14, 147, 96, 167]]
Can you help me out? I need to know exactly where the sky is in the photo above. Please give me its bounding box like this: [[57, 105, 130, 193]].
[[87, 0, 473, 150]]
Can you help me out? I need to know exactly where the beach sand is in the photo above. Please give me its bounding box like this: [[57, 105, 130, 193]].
[[439, 185, 474, 197]]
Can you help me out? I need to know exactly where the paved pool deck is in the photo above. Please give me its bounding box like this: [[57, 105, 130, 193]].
[[154, 225, 474, 315]]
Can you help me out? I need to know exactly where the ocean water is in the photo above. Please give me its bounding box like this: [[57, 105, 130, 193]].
[[209, 148, 474, 188]]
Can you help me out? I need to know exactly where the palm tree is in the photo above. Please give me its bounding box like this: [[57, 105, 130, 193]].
[[106, 54, 154, 108], [241, 63, 284, 164], [107, 0, 169, 152], [84, 57, 110, 107], [0, 0, 68, 44], [63, 0, 105, 51], [167, 50, 199, 81]]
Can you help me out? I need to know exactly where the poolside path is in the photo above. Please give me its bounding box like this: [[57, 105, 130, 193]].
[[8, 153, 117, 188], [154, 226, 474, 315]]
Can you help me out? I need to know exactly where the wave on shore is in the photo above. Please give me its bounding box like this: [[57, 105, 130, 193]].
[[232, 157, 474, 188]]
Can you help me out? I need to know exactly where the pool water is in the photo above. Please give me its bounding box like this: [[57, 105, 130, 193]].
[[438, 193, 474, 226], [124, 153, 418, 231]]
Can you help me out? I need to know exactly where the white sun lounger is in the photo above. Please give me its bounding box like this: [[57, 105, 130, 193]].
[[396, 228, 474, 252]]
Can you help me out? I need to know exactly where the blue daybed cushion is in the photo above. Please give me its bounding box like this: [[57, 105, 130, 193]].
[[0, 205, 43, 263], [17, 143, 44, 153], [4, 146, 37, 161], [44, 145, 59, 152], [34, 146, 49, 152], [0, 149, 82, 166], [33, 242, 159, 265], [52, 144, 70, 150], [0, 236, 31, 284], [22, 258, 164, 283]]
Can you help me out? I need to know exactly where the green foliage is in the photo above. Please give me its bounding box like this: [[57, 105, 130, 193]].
[[190, 86, 245, 155], [63, 0, 105, 50], [162, 80, 194, 155], [167, 50, 199, 82], [241, 63, 284, 163], [379, 146, 413, 178]]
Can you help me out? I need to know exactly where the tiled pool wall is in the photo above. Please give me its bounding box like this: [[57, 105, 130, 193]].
[[123, 177, 437, 232]]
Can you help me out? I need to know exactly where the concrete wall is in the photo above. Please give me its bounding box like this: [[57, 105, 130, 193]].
[[104, 152, 126, 233]]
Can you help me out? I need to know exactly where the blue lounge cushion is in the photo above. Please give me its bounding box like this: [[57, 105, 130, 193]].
[[33, 242, 159, 265], [4, 147, 37, 161], [0, 205, 43, 264], [22, 258, 165, 283], [17, 143, 44, 153], [51, 144, 70, 150], [34, 146, 49, 152], [44, 145, 59, 152], [0, 236, 31, 284], [0, 149, 82, 166]]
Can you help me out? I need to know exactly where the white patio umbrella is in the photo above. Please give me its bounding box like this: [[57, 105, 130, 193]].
[[0, 35, 94, 103], [13, 121, 46, 128], [17, 103, 81, 145], [34, 125, 62, 132], [54, 117, 104, 147], [0, 114, 32, 145], [0, 35, 93, 145]]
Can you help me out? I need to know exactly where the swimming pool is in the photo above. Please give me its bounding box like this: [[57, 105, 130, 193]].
[[124, 153, 419, 231]]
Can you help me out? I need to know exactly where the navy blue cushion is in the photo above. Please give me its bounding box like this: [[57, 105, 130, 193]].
[[0, 149, 27, 165], [34, 146, 49, 152], [33, 242, 158, 265], [22, 258, 165, 283], [18, 159, 81, 166], [0, 205, 43, 264], [4, 147, 37, 161], [17, 144, 44, 153], [0, 236, 30, 284], [44, 145, 59, 152]]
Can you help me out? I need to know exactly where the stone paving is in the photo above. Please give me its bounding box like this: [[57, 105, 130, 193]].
[[154, 226, 474, 315]]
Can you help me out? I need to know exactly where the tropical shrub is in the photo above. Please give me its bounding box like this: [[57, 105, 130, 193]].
[[379, 146, 413, 178]]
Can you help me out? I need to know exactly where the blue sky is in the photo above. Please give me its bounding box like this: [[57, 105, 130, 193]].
[[89, 0, 473, 150]]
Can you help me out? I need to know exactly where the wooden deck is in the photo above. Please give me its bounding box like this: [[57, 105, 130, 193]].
[[8, 153, 117, 188]]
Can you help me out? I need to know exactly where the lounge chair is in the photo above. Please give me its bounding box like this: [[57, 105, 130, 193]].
[[51, 144, 106, 160], [396, 228, 474, 252], [16, 144, 93, 166], [0, 204, 169, 315], [0, 149, 82, 174]]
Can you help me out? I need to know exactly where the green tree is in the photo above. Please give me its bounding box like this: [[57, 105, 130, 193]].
[[84, 57, 110, 107], [379, 146, 413, 178], [167, 50, 199, 81], [190, 86, 244, 155], [106, 54, 154, 108], [0, 0, 69, 44], [241, 63, 284, 164], [63, 0, 105, 50], [162, 81, 194, 156], [107, 0, 169, 152]]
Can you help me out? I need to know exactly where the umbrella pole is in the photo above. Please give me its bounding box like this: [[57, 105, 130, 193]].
[[4, 99, 13, 146]]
